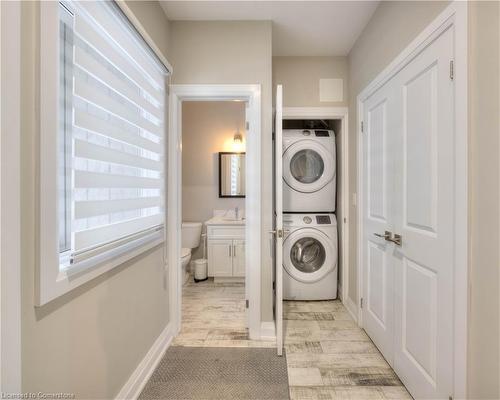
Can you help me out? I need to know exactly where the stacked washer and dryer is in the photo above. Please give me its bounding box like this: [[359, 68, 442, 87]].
[[282, 129, 338, 300]]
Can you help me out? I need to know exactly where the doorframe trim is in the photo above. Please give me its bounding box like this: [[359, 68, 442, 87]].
[[168, 84, 262, 339], [282, 106, 349, 306], [356, 2, 468, 398]]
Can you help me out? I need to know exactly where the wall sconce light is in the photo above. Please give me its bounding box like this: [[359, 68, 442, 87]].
[[232, 130, 244, 152]]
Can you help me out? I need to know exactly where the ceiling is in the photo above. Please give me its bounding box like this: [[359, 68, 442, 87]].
[[160, 1, 379, 56]]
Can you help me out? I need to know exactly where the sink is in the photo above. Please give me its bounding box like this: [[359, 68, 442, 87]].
[[222, 217, 245, 221], [205, 214, 246, 225]]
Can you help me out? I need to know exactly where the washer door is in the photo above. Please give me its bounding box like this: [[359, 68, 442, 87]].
[[283, 140, 334, 193], [283, 228, 335, 283]]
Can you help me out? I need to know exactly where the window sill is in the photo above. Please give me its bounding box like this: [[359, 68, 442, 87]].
[[38, 229, 164, 306]]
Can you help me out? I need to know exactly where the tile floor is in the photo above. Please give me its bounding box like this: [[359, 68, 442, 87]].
[[173, 278, 412, 400]]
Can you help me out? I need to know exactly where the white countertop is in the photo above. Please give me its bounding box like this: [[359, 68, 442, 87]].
[[205, 215, 246, 226]]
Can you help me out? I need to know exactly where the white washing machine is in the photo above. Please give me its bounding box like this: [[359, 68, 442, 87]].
[[283, 129, 336, 213], [283, 213, 338, 300]]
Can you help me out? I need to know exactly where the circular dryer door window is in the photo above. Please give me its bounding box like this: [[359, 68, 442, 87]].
[[283, 228, 335, 283], [290, 150, 324, 184], [283, 140, 335, 193]]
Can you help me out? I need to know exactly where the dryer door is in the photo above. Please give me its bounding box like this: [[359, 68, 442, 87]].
[[283, 228, 336, 283], [283, 140, 335, 193]]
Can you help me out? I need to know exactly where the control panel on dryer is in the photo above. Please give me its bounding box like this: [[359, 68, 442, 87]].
[[315, 215, 331, 224], [283, 129, 334, 138]]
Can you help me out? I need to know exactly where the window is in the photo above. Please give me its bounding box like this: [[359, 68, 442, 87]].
[[39, 1, 169, 304]]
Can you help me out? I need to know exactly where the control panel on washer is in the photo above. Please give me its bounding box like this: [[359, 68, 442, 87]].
[[283, 213, 336, 227]]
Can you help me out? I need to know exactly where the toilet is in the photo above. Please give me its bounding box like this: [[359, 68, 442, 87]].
[[181, 222, 202, 284]]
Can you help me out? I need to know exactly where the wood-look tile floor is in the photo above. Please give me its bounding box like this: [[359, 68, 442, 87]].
[[173, 278, 411, 400], [172, 278, 271, 348]]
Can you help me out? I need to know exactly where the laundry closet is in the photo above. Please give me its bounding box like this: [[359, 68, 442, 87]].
[[278, 115, 347, 300], [271, 70, 350, 354]]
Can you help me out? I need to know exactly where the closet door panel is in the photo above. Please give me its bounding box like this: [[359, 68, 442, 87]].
[[404, 64, 439, 233], [392, 26, 454, 399], [361, 83, 397, 365]]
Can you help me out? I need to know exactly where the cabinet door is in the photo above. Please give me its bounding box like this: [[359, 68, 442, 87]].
[[232, 240, 245, 277], [208, 239, 233, 277]]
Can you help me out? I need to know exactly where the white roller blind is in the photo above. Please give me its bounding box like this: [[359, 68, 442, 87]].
[[62, 1, 168, 265]]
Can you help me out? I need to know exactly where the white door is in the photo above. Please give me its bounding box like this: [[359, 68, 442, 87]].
[[232, 240, 245, 277], [392, 27, 454, 399], [274, 84, 283, 356], [361, 26, 454, 400], [361, 81, 397, 365], [244, 101, 251, 327], [209, 239, 233, 277]]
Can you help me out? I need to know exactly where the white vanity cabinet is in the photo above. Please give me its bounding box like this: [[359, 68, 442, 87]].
[[206, 220, 245, 279], [209, 239, 234, 276], [232, 239, 246, 277]]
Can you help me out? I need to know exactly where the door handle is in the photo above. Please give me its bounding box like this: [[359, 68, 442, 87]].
[[373, 231, 402, 246], [373, 231, 392, 240], [269, 229, 286, 238], [228, 245, 232, 257], [388, 233, 402, 246]]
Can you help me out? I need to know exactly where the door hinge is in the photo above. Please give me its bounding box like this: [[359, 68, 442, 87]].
[[360, 298, 364, 309], [361, 121, 364, 132], [273, 281, 276, 290], [343, 217, 347, 223], [246, 299, 249, 308], [246, 121, 249, 130], [450, 60, 454, 81]]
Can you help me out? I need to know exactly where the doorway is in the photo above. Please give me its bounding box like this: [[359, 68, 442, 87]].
[[167, 84, 262, 340]]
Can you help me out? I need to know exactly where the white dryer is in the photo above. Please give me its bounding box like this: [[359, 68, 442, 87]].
[[283, 213, 338, 300], [283, 129, 336, 212]]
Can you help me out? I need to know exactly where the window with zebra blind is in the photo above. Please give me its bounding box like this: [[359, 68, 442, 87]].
[[39, 1, 170, 305]]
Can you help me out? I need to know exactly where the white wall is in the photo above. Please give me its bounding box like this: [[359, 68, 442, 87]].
[[20, 2, 172, 397], [273, 56, 348, 107], [124, 0, 171, 57], [467, 1, 500, 397], [169, 20, 274, 321], [182, 101, 246, 258], [182, 101, 246, 225]]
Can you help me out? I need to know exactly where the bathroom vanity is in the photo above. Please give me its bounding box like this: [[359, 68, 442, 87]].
[[205, 215, 245, 280]]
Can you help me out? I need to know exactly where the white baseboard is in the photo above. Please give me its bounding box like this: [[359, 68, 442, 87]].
[[344, 297, 359, 325], [260, 321, 276, 341], [116, 323, 174, 400]]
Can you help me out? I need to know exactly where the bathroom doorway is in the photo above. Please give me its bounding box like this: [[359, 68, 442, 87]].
[[177, 100, 247, 345], [167, 85, 262, 341]]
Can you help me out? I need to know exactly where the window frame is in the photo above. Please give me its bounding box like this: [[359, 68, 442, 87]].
[[58, 2, 73, 258], [38, 1, 169, 306]]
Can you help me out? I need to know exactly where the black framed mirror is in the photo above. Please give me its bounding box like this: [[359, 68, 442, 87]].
[[219, 152, 246, 198]]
